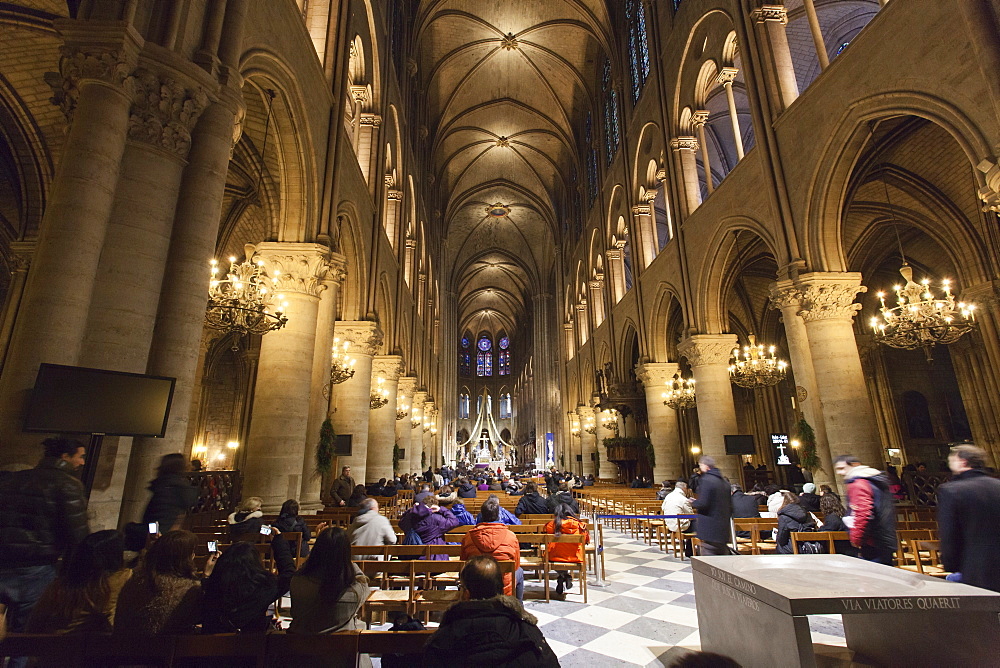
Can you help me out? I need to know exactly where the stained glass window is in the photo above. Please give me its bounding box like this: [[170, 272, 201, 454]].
[[499, 351, 510, 375], [477, 336, 492, 377], [602, 59, 620, 165], [499, 337, 508, 349], [626, 0, 650, 103], [499, 393, 512, 419], [478, 337, 492, 351], [461, 337, 469, 348], [459, 393, 470, 419]]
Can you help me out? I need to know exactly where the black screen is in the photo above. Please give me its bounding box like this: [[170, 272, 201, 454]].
[[24, 364, 175, 437], [724, 434, 756, 455], [334, 434, 352, 456]]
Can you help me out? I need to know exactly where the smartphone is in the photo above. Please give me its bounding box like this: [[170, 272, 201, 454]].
[[260, 525, 272, 535], [207, 540, 217, 553], [148, 521, 159, 534]]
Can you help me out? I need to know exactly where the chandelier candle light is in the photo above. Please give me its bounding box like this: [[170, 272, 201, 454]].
[[205, 246, 288, 342], [330, 337, 356, 385], [397, 402, 409, 421], [662, 373, 696, 410], [729, 335, 788, 389], [369, 376, 390, 410], [870, 264, 976, 361]]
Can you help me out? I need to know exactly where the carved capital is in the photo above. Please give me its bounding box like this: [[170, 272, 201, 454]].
[[8, 240, 36, 273], [334, 320, 383, 356], [768, 279, 802, 311], [670, 136, 699, 152], [387, 189, 403, 201], [792, 272, 867, 323], [691, 110, 710, 129], [327, 251, 348, 286], [678, 334, 738, 367], [372, 355, 404, 382], [251, 242, 332, 298], [589, 278, 604, 290], [406, 58, 418, 77], [717, 67, 739, 85], [752, 5, 789, 25], [350, 85, 368, 103], [48, 41, 137, 121], [360, 113, 382, 127], [397, 375, 418, 396], [977, 158, 1000, 212], [631, 203, 652, 216], [634, 362, 680, 388], [606, 248, 622, 261], [655, 167, 667, 182], [125, 68, 208, 157], [959, 280, 1000, 311]]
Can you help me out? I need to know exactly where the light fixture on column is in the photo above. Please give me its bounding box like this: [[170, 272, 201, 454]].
[[728, 335, 788, 389], [369, 376, 389, 410], [599, 409, 619, 436], [583, 415, 596, 435], [396, 402, 409, 421], [411, 408, 421, 429], [205, 246, 288, 341], [330, 337, 356, 384], [662, 373, 696, 410]]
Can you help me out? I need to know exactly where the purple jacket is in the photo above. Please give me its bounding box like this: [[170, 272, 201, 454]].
[[400, 504, 460, 559]]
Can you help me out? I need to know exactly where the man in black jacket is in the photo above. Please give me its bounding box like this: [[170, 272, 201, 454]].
[[691, 456, 732, 556], [423, 556, 559, 667], [0, 438, 90, 636], [514, 481, 549, 516], [937, 445, 1000, 592]]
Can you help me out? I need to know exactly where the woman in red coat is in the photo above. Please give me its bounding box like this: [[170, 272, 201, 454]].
[[543, 502, 589, 595]]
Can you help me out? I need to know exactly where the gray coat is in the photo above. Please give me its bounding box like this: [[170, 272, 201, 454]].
[[347, 511, 397, 559]]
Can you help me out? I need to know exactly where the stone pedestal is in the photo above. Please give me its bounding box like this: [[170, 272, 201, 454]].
[[241, 243, 331, 510], [366, 355, 403, 482], [794, 273, 882, 470], [636, 362, 684, 482], [678, 334, 740, 483], [331, 321, 382, 485]]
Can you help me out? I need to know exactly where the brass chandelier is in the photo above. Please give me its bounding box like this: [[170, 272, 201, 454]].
[[662, 373, 696, 410], [369, 376, 389, 410], [583, 415, 596, 435], [729, 335, 788, 389], [205, 249, 288, 340], [330, 337, 356, 385], [396, 401, 409, 421]]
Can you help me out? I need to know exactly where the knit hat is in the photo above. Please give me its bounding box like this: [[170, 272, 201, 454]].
[[802, 483, 816, 494]]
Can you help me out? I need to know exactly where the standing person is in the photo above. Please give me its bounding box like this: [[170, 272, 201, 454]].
[[142, 453, 198, 533], [461, 497, 522, 600], [0, 437, 89, 642], [274, 499, 312, 557], [329, 466, 356, 507], [937, 445, 1000, 591], [687, 467, 702, 494], [834, 454, 897, 565], [691, 456, 732, 556], [543, 503, 589, 596]]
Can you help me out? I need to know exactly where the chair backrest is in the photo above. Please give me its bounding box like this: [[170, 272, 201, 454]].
[[84, 634, 177, 666], [266, 632, 360, 667], [351, 545, 388, 559], [174, 633, 266, 661], [357, 630, 435, 656], [357, 559, 415, 589], [384, 545, 429, 560], [427, 544, 463, 558], [0, 634, 80, 663], [790, 531, 848, 554], [281, 531, 303, 558]]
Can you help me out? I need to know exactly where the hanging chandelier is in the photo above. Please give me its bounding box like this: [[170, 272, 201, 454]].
[[662, 373, 696, 410], [369, 376, 389, 410], [411, 409, 421, 429], [729, 335, 788, 389], [583, 415, 596, 435], [870, 264, 976, 360], [599, 409, 619, 436], [205, 249, 288, 339], [330, 337, 356, 385], [396, 402, 409, 421]]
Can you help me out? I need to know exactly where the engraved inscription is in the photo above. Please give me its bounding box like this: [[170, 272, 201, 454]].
[[711, 579, 760, 612], [840, 597, 962, 612], [709, 566, 758, 595]]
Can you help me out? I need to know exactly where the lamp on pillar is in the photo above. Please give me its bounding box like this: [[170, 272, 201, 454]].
[[662, 373, 696, 410], [369, 376, 389, 410], [205, 245, 288, 343], [728, 335, 788, 389], [396, 402, 409, 421], [599, 409, 619, 436], [583, 415, 596, 435], [330, 337, 356, 384]]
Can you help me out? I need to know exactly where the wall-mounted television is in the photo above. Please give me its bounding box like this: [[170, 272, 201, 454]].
[[724, 434, 756, 456], [24, 364, 175, 437]]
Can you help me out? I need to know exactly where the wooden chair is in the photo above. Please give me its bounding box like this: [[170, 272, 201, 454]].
[[0, 633, 81, 666], [265, 632, 360, 668], [358, 560, 415, 622], [351, 544, 388, 560], [543, 534, 588, 603], [357, 630, 435, 660], [790, 531, 850, 555], [912, 540, 949, 578], [896, 529, 935, 568], [84, 634, 176, 667], [412, 561, 466, 622], [174, 633, 266, 667]]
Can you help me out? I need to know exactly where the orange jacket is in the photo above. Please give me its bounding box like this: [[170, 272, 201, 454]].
[[461, 523, 521, 596], [544, 517, 589, 563]]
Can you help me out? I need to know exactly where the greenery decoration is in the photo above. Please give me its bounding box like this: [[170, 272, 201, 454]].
[[315, 418, 336, 476], [393, 443, 400, 472], [796, 417, 821, 472], [421, 451, 427, 468]]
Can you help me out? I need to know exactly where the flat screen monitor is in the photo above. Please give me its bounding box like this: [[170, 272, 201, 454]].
[[24, 363, 175, 437], [724, 434, 756, 455]]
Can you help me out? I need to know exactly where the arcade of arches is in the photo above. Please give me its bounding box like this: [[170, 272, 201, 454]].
[[2, 0, 1000, 528]]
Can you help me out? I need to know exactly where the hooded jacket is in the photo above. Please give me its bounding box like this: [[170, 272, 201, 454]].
[[775, 502, 816, 554], [142, 473, 198, 532], [843, 466, 896, 551], [422, 595, 559, 668], [227, 509, 264, 540], [461, 523, 520, 596], [450, 502, 476, 526], [400, 504, 460, 559], [457, 482, 478, 499], [514, 492, 549, 517]]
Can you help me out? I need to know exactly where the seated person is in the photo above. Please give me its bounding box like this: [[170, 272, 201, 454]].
[[818, 494, 859, 557], [543, 503, 589, 595], [274, 499, 312, 556], [462, 497, 523, 600], [422, 556, 559, 667], [289, 527, 369, 633], [514, 481, 549, 517], [347, 499, 397, 560], [546, 482, 579, 514], [346, 484, 368, 507], [730, 484, 762, 539], [661, 482, 694, 532], [797, 483, 821, 512], [227, 496, 264, 540], [775, 492, 816, 554], [476, 493, 522, 525], [456, 478, 478, 498], [764, 485, 784, 515]]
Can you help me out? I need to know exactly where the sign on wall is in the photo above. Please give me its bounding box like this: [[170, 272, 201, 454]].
[[771, 433, 791, 465]]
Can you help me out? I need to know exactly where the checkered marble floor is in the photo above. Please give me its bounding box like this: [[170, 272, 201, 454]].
[[519, 527, 849, 667]]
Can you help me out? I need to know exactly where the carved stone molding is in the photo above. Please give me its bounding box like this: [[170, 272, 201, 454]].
[[960, 280, 1000, 311], [387, 189, 403, 201], [631, 203, 652, 216], [678, 334, 738, 367], [717, 67, 739, 86], [327, 252, 348, 286], [372, 355, 404, 382], [634, 362, 680, 388], [752, 5, 789, 25], [670, 136, 699, 152], [8, 240, 37, 273], [606, 248, 622, 260], [334, 320, 384, 357], [768, 279, 802, 312], [792, 273, 866, 323], [691, 110, 710, 129], [397, 375, 418, 396], [589, 278, 604, 290], [48, 43, 136, 121], [126, 68, 208, 157], [350, 85, 368, 103], [360, 113, 382, 127], [655, 167, 667, 182], [252, 242, 332, 298]]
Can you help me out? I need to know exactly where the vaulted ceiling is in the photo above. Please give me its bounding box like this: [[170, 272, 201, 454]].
[[415, 0, 612, 336]]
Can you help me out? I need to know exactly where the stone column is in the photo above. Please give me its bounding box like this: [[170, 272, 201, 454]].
[[635, 362, 684, 482], [120, 91, 242, 523], [0, 28, 140, 468], [241, 243, 331, 510], [0, 241, 36, 370], [395, 376, 417, 475], [717, 68, 745, 160], [576, 302, 590, 345], [794, 272, 882, 469], [595, 407, 617, 479], [802, 0, 830, 70], [357, 113, 381, 185], [631, 197, 658, 271], [300, 253, 347, 510], [678, 334, 741, 483], [384, 185, 402, 249], [331, 321, 382, 484], [563, 321, 575, 360], [410, 390, 426, 475], [424, 402, 437, 468], [691, 110, 714, 195], [576, 405, 596, 476], [770, 279, 835, 487], [366, 355, 403, 481], [606, 246, 627, 304], [670, 136, 701, 215], [589, 276, 606, 327], [751, 4, 799, 111]]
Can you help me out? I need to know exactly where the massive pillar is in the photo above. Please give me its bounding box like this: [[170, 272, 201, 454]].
[[410, 389, 427, 475], [241, 243, 331, 510], [0, 25, 140, 468], [595, 408, 617, 479], [577, 405, 596, 476], [794, 273, 882, 469], [331, 321, 382, 485], [395, 376, 417, 477], [678, 334, 740, 483], [635, 362, 684, 482], [366, 355, 403, 481], [532, 292, 560, 466]]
